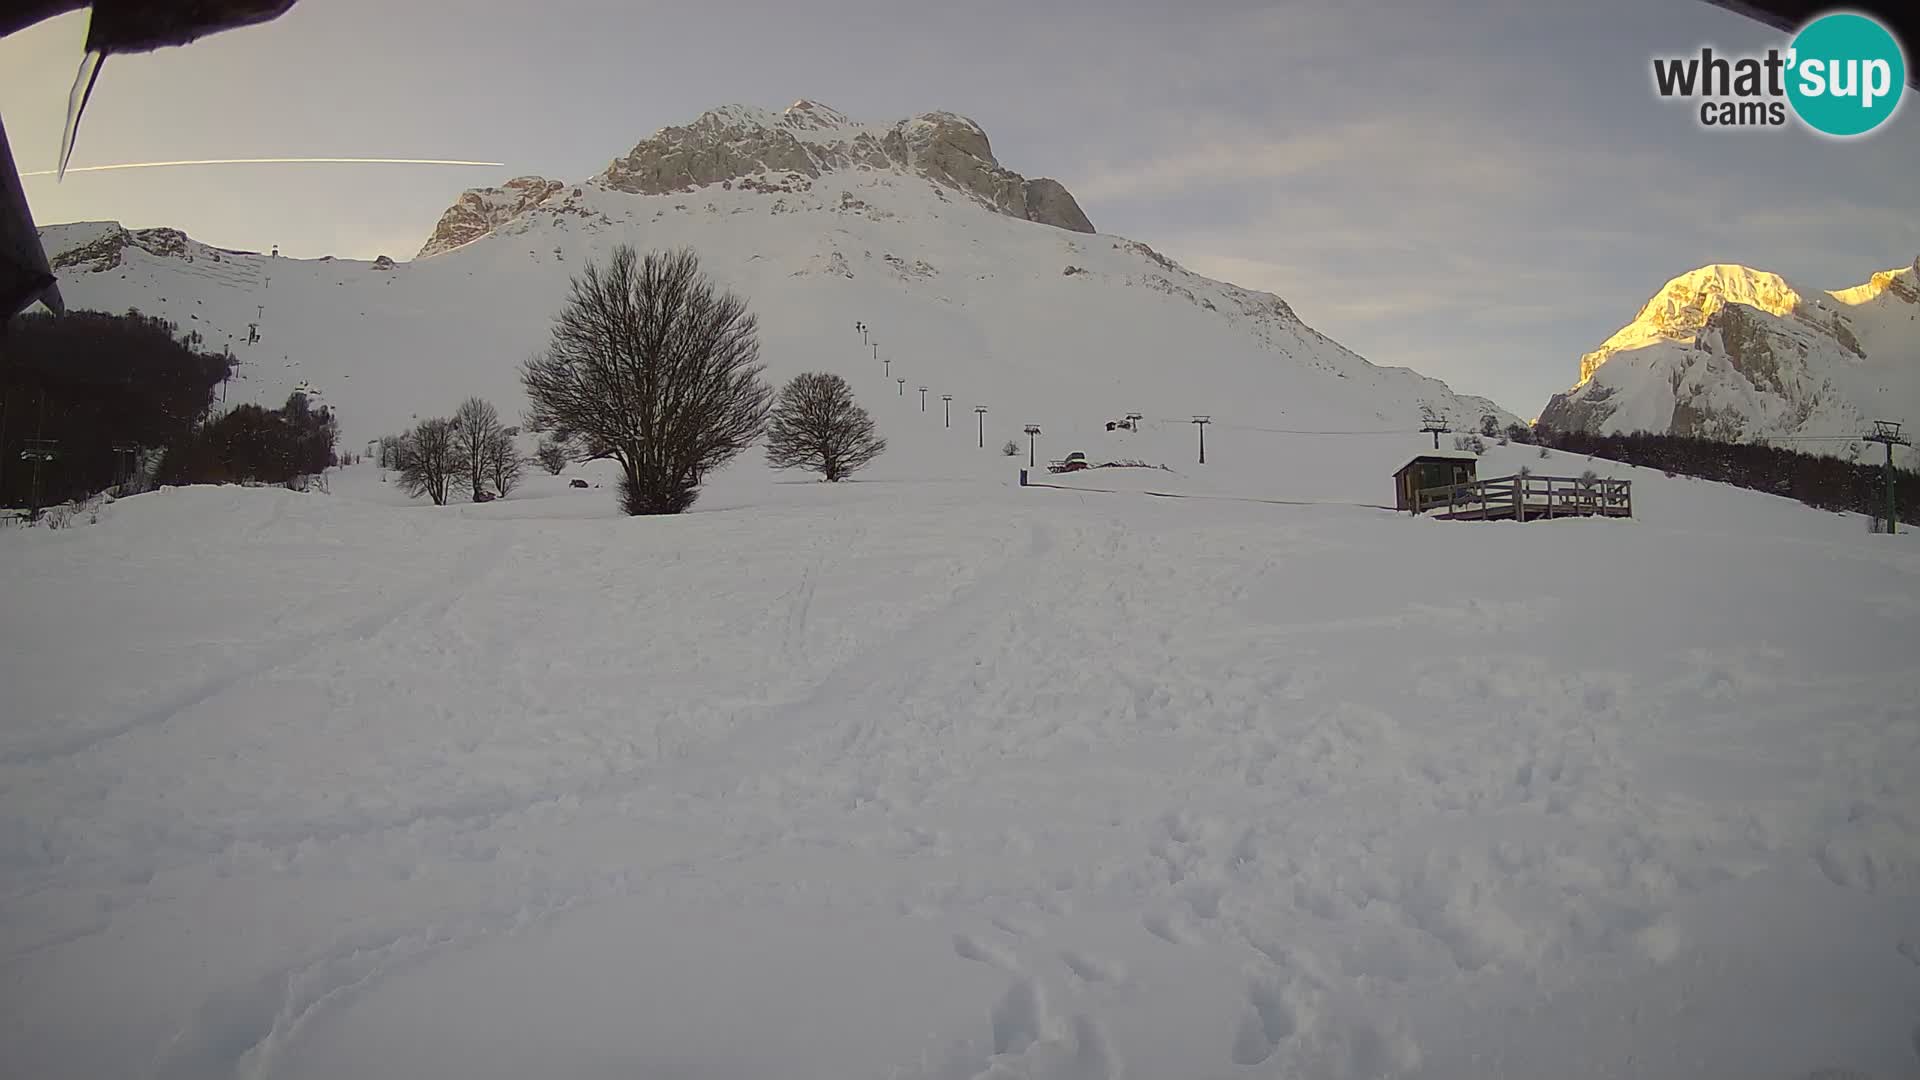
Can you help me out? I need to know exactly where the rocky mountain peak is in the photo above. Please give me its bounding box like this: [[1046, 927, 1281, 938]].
[[1830, 255, 1920, 306], [1574, 264, 1805, 385], [780, 99, 852, 132], [595, 103, 1094, 234], [1539, 256, 1920, 454], [413, 104, 1096, 260]]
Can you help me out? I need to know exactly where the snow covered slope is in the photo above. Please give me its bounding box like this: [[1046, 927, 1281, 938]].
[[1539, 260, 1920, 466], [3, 452, 1917, 1080], [36, 101, 1516, 470]]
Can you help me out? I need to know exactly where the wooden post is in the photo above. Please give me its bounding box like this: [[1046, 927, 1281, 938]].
[[1514, 474, 1525, 523]]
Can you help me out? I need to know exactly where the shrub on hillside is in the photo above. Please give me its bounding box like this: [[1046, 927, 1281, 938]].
[[534, 436, 569, 475], [160, 391, 337, 488]]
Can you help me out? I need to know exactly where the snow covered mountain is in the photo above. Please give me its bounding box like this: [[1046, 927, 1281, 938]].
[[1539, 259, 1920, 466], [36, 101, 1515, 462]]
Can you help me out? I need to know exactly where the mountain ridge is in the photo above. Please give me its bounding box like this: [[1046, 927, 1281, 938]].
[[1539, 257, 1920, 466], [418, 101, 1094, 260]]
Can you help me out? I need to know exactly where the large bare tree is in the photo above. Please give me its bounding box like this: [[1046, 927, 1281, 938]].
[[522, 246, 770, 514], [488, 428, 524, 497], [765, 371, 886, 482], [450, 396, 503, 502], [396, 416, 461, 506]]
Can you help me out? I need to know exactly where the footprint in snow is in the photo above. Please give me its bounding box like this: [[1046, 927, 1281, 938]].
[[992, 913, 1045, 939], [990, 978, 1049, 1056], [1230, 977, 1298, 1066], [1059, 949, 1126, 986], [1142, 910, 1201, 946], [953, 933, 1021, 972]]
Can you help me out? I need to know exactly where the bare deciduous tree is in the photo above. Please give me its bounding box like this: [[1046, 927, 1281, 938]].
[[522, 246, 770, 514], [396, 417, 462, 505], [377, 434, 405, 469], [451, 397, 504, 502], [534, 435, 569, 475], [764, 372, 886, 482], [489, 428, 524, 497]]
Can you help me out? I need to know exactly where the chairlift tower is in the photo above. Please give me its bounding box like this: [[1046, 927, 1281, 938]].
[[975, 406, 988, 448], [111, 441, 138, 489], [942, 394, 953, 428], [1421, 412, 1452, 450], [20, 437, 58, 522], [1191, 415, 1211, 464], [1864, 420, 1911, 534]]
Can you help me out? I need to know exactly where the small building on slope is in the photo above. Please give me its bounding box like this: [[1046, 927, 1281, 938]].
[[1392, 450, 1479, 512]]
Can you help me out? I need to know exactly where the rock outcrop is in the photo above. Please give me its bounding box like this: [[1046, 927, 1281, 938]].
[[416, 176, 565, 259], [414, 103, 1096, 259], [598, 102, 1095, 234], [1021, 177, 1094, 233]]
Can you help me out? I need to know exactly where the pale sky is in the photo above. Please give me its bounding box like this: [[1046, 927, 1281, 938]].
[[2, 0, 1915, 417]]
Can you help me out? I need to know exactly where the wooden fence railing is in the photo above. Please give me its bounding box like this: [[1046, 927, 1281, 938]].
[[1413, 473, 1632, 521]]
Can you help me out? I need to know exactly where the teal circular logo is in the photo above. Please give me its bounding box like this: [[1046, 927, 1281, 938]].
[[1786, 13, 1906, 136]]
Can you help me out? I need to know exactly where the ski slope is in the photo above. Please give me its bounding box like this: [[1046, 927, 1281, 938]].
[[4, 440, 1918, 1080]]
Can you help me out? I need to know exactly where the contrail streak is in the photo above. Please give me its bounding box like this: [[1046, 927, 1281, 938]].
[[24, 157, 505, 177]]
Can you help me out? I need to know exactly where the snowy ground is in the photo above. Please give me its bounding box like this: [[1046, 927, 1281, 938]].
[[4, 446, 1919, 1080]]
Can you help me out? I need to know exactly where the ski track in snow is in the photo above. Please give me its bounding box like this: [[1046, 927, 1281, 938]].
[[3, 463, 1919, 1079], [0, 530, 510, 767]]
